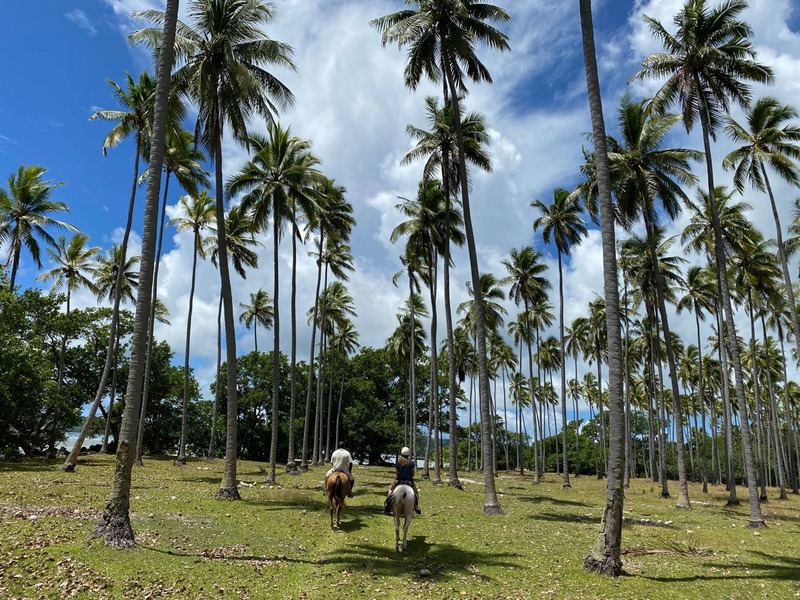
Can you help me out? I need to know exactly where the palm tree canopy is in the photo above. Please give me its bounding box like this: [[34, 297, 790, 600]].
[[130, 0, 296, 156], [209, 205, 261, 279], [723, 96, 800, 192], [93, 244, 140, 305], [532, 188, 588, 257], [36, 233, 101, 297], [370, 0, 510, 93], [0, 165, 75, 279], [402, 95, 492, 191], [239, 288, 274, 331], [632, 0, 773, 133]]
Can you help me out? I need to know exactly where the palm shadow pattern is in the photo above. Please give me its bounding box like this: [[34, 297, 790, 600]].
[[316, 535, 521, 582]]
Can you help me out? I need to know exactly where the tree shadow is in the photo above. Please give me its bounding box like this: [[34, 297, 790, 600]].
[[515, 495, 590, 508], [639, 551, 800, 583], [317, 536, 521, 582], [527, 511, 598, 524], [142, 545, 314, 566]]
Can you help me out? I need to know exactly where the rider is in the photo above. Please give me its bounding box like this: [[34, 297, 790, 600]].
[[325, 441, 354, 497], [384, 446, 421, 515]]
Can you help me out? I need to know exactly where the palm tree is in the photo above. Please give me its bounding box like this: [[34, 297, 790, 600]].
[[300, 180, 354, 471], [612, 94, 702, 509], [0, 165, 73, 289], [676, 265, 717, 493], [228, 124, 322, 483], [36, 233, 101, 453], [63, 243, 140, 470], [533, 188, 587, 488], [207, 204, 260, 462], [36, 233, 100, 314], [633, 0, 773, 528], [723, 96, 800, 399], [94, 0, 179, 547], [64, 70, 171, 473], [501, 247, 551, 480], [170, 190, 216, 466], [579, 0, 626, 576], [131, 0, 296, 500], [239, 289, 273, 353], [402, 95, 487, 488], [372, 0, 510, 515], [136, 129, 209, 467], [331, 319, 359, 449]]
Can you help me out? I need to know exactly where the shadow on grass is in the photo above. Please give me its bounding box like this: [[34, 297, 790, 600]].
[[527, 511, 598, 525], [640, 551, 800, 583], [515, 495, 590, 508], [142, 545, 315, 566], [0, 458, 111, 473], [317, 536, 521, 582]]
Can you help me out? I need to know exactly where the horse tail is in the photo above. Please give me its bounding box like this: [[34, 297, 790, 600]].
[[333, 475, 342, 499]]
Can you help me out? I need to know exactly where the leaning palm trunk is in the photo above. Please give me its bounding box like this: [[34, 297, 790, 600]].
[[101, 351, 118, 453], [697, 94, 764, 527], [746, 289, 768, 501], [63, 133, 142, 473], [718, 315, 739, 504], [444, 67, 501, 515], [94, 0, 177, 546], [580, 0, 626, 576], [760, 315, 788, 499], [136, 169, 172, 466]]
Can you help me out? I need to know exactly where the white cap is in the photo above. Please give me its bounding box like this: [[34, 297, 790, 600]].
[[401, 447, 411, 457]]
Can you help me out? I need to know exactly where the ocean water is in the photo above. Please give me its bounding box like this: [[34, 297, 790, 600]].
[[59, 432, 104, 450]]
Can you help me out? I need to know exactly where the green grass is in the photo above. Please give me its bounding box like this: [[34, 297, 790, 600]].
[[1, 456, 799, 599]]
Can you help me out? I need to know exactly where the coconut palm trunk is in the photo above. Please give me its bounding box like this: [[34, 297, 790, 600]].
[[580, 0, 626, 576], [93, 0, 177, 546], [697, 99, 764, 526], [267, 207, 281, 484], [300, 234, 324, 470]]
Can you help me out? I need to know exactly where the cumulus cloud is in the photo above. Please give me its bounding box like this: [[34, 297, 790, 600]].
[[93, 1, 800, 431]]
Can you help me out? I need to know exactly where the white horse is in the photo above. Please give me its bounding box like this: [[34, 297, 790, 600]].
[[390, 484, 415, 552]]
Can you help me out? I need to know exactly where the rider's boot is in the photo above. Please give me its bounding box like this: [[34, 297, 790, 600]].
[[348, 479, 354, 498], [384, 494, 392, 515]]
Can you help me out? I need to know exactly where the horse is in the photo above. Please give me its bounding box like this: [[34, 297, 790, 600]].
[[325, 471, 351, 530], [389, 483, 415, 552]]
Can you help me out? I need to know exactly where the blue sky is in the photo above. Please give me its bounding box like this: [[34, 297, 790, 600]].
[[3, 1, 800, 429]]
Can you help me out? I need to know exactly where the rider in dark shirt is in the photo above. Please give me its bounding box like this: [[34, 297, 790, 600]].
[[384, 446, 421, 514]]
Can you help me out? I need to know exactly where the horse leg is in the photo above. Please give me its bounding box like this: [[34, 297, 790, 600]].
[[394, 512, 401, 552], [402, 514, 411, 551]]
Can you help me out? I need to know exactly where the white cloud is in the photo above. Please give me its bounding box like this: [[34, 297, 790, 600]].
[[87, 1, 800, 433], [66, 9, 98, 36]]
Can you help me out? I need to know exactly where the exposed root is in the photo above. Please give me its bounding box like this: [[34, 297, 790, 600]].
[[215, 487, 241, 501]]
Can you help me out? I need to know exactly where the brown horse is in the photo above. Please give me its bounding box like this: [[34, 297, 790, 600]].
[[325, 471, 351, 530]]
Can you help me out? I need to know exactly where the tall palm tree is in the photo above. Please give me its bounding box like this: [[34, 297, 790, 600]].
[[331, 319, 359, 449], [501, 247, 551, 480], [239, 289, 273, 353], [402, 96, 487, 488], [131, 0, 296, 499], [579, 0, 626, 576], [0, 165, 73, 289], [94, 0, 178, 547], [676, 265, 717, 493], [300, 180, 354, 470], [228, 124, 322, 483], [64, 70, 172, 473], [723, 97, 800, 398], [170, 190, 216, 465], [136, 129, 209, 467], [206, 204, 260, 462], [612, 94, 702, 509], [372, 0, 510, 515], [533, 188, 587, 488], [633, 0, 773, 528]]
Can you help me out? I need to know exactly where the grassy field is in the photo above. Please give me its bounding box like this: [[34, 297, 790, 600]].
[[0, 455, 798, 599]]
